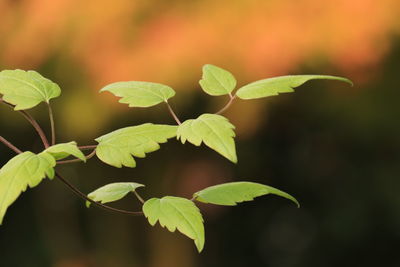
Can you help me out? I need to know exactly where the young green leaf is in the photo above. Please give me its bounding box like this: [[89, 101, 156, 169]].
[[199, 64, 237, 96], [0, 69, 61, 110], [95, 123, 178, 168], [177, 114, 237, 163], [193, 181, 299, 207], [0, 151, 56, 224], [100, 81, 175, 108], [86, 182, 145, 207], [45, 141, 86, 162], [236, 75, 353, 100], [143, 196, 205, 252]]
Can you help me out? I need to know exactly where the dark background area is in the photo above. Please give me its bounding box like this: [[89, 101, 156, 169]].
[[1, 1, 400, 266]]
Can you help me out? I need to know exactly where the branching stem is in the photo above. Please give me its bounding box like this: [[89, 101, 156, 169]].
[[165, 101, 182, 125], [0, 136, 23, 154], [215, 93, 237, 115], [0, 98, 50, 148], [55, 172, 143, 216], [0, 134, 142, 216]]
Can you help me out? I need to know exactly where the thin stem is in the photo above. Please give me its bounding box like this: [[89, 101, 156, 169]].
[[0, 98, 50, 148], [165, 102, 182, 125], [79, 145, 97, 150], [133, 191, 145, 204], [0, 136, 23, 154], [215, 94, 237, 115], [57, 149, 97, 165], [47, 103, 56, 145], [55, 172, 143, 216], [20, 111, 50, 148]]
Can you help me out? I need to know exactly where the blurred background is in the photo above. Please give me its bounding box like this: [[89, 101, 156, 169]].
[[1, 0, 400, 266]]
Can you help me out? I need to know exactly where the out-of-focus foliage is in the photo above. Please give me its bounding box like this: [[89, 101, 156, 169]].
[[0, 0, 399, 85]]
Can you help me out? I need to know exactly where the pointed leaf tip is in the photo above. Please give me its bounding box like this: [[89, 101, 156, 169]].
[[0, 151, 56, 224], [95, 123, 178, 168], [99, 81, 175, 108], [143, 196, 205, 252], [199, 64, 237, 96], [177, 114, 237, 163], [45, 142, 86, 162], [193, 181, 300, 207], [86, 182, 145, 208], [236, 75, 353, 100]]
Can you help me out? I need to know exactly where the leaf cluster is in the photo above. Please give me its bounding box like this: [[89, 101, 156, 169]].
[[0, 66, 352, 252]]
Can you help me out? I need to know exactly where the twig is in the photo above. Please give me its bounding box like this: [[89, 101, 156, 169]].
[[0, 136, 23, 154], [165, 102, 182, 125], [55, 172, 143, 216], [47, 103, 56, 145], [215, 93, 236, 115], [57, 149, 97, 165], [79, 145, 97, 150], [0, 98, 50, 148], [1, 99, 142, 216], [133, 191, 145, 204]]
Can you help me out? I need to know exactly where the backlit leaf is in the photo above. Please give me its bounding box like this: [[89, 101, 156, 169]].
[[100, 81, 175, 108], [45, 141, 86, 162], [0, 69, 61, 110], [193, 181, 299, 207], [143, 196, 205, 252], [199, 64, 236, 96], [0, 151, 56, 224], [236, 75, 353, 100], [86, 182, 144, 207], [177, 114, 237, 163], [95, 123, 178, 168]]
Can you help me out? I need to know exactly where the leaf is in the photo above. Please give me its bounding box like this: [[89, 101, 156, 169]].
[[100, 81, 176, 108], [86, 182, 145, 207], [236, 75, 353, 100], [95, 123, 178, 168], [177, 114, 237, 163], [199, 64, 236, 96], [45, 141, 86, 162], [193, 181, 299, 207], [0, 151, 56, 224], [0, 69, 61, 110], [143, 196, 205, 252]]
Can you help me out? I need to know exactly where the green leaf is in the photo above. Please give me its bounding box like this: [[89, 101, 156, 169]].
[[236, 75, 353, 100], [143, 196, 205, 252], [86, 182, 145, 207], [177, 114, 237, 163], [0, 69, 61, 110], [100, 81, 175, 108], [193, 181, 299, 207], [199, 64, 237, 96], [95, 123, 178, 168], [0, 151, 56, 224], [45, 141, 86, 162]]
